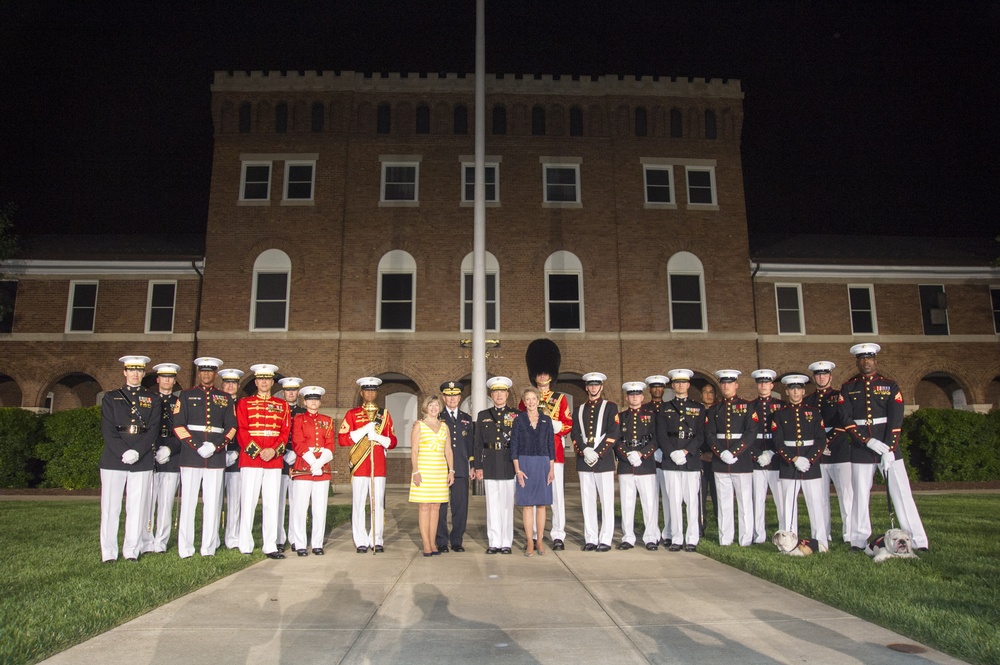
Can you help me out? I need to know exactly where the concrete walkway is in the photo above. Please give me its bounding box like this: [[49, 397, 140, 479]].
[[40, 489, 965, 665]]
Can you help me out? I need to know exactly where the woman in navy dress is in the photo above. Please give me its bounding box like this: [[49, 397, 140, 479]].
[[511, 387, 555, 556]]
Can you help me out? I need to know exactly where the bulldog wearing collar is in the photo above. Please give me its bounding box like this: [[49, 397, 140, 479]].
[[866, 528, 918, 563], [772, 530, 828, 556]]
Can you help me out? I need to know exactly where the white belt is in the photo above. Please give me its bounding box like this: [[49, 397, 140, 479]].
[[249, 430, 281, 437], [716, 432, 743, 439], [854, 417, 887, 426], [756, 433, 773, 439], [783, 439, 815, 447], [188, 425, 224, 434]]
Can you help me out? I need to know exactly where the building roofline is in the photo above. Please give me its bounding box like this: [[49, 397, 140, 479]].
[[1, 259, 205, 277]]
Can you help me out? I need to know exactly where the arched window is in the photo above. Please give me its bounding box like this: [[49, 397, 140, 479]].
[[377, 250, 416, 331], [705, 109, 717, 139], [667, 252, 706, 331], [311, 102, 325, 132], [544, 251, 584, 332], [377, 103, 391, 134], [251, 249, 291, 331], [569, 106, 584, 136], [670, 108, 683, 138], [531, 105, 546, 136], [275, 103, 288, 133], [460, 252, 499, 332], [454, 104, 469, 134], [492, 104, 507, 135], [238, 102, 251, 133], [635, 107, 648, 137], [415, 104, 430, 134]]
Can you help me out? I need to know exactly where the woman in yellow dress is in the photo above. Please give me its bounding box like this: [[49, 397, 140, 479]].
[[409, 394, 455, 555]]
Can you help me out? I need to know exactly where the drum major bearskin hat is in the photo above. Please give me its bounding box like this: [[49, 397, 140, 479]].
[[525, 338, 561, 387]]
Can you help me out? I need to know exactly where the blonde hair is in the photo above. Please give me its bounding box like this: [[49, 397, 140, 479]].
[[522, 386, 540, 402], [421, 394, 443, 416]]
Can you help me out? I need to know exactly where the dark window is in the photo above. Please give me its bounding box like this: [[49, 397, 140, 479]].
[[239, 102, 251, 133], [687, 168, 715, 205], [285, 164, 314, 200], [383, 165, 417, 201], [548, 274, 581, 330], [254, 273, 288, 330], [644, 167, 672, 203], [670, 108, 682, 138], [463, 165, 497, 202], [148, 283, 176, 333], [415, 104, 430, 134], [569, 106, 583, 136], [69, 282, 98, 332], [377, 103, 391, 134], [635, 107, 648, 137], [380, 273, 413, 330], [454, 105, 468, 134], [544, 166, 578, 202], [849, 286, 876, 334], [531, 106, 546, 136], [0, 280, 16, 333], [492, 105, 506, 135], [670, 274, 703, 330], [311, 102, 325, 132], [992, 287, 1000, 334], [776, 285, 803, 334], [705, 109, 717, 139], [242, 164, 270, 200], [919, 285, 949, 335], [275, 103, 288, 133], [463, 273, 497, 331]]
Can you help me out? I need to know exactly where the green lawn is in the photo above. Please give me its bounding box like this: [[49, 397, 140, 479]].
[[0, 499, 351, 665]]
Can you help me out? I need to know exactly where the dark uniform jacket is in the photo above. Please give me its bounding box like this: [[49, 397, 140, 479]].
[[173, 385, 238, 469], [771, 403, 826, 480], [614, 406, 659, 475], [154, 391, 181, 473], [750, 395, 786, 471], [443, 408, 474, 478], [473, 405, 518, 480], [804, 387, 850, 464], [100, 385, 161, 472], [837, 373, 904, 464], [658, 396, 705, 472], [571, 398, 620, 474], [704, 396, 759, 474]]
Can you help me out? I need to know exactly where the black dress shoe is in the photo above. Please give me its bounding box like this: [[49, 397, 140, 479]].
[[616, 542, 633, 550], [297, 549, 309, 557], [850, 546, 863, 552], [596, 544, 611, 552], [103, 559, 116, 564], [668, 543, 682, 552], [583, 543, 597, 552], [374, 545, 384, 553], [645, 542, 658, 551], [452, 545, 465, 552], [661, 538, 673, 547], [265, 551, 285, 560], [357, 546, 368, 554], [552, 539, 565, 551], [486, 547, 499, 554], [500, 547, 512, 554], [312, 548, 325, 555], [278, 542, 287, 552], [684, 544, 697, 552], [917, 547, 929, 552], [125, 557, 138, 562], [438, 545, 449, 553]]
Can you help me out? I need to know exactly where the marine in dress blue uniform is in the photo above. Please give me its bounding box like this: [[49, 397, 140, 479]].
[[147, 362, 181, 554], [660, 369, 705, 551], [473, 377, 518, 554], [277, 376, 306, 551], [219, 368, 244, 549], [804, 360, 854, 544], [571, 372, 620, 551], [749, 369, 787, 543], [615, 381, 660, 549]]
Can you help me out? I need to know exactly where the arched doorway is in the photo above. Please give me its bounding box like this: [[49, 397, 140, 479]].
[[46, 373, 102, 412], [379, 373, 419, 449], [0, 374, 22, 408], [985, 375, 1000, 411], [914, 372, 968, 409]]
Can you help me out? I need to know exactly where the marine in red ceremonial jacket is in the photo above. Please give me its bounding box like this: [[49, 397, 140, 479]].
[[289, 386, 336, 556]]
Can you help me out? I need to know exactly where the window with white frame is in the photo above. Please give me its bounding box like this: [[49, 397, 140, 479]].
[[461, 251, 499, 331], [685, 165, 717, 206], [991, 287, 1000, 334], [541, 161, 581, 205], [461, 162, 499, 203], [643, 165, 675, 205], [919, 284, 949, 336], [377, 250, 416, 331], [544, 251, 583, 332], [283, 161, 315, 202], [775, 284, 804, 334], [66, 281, 98, 332], [240, 161, 271, 201], [667, 252, 706, 331], [380, 158, 420, 204], [146, 281, 176, 333], [848, 284, 878, 335], [251, 249, 291, 331]]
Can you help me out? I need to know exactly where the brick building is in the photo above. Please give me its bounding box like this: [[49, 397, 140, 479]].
[[2, 71, 998, 485]]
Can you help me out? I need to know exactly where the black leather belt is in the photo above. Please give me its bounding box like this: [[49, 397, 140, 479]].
[[116, 425, 147, 434]]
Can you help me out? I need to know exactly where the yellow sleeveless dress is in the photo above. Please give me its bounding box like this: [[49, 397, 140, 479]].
[[408, 420, 450, 503]]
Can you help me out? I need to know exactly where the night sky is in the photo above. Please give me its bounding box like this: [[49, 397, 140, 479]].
[[1, 2, 997, 239]]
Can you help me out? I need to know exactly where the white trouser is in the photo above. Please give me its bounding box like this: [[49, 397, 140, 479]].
[[549, 463, 566, 541], [277, 473, 290, 545], [779, 477, 829, 550], [716, 471, 753, 546], [820, 461, 853, 543], [657, 467, 672, 540], [240, 466, 281, 554], [223, 471, 242, 549], [853, 459, 928, 548], [752, 468, 781, 543], [579, 470, 615, 546], [484, 478, 515, 548], [178, 467, 224, 558], [351, 476, 387, 548], [619, 473, 659, 545], [290, 479, 330, 550], [100, 469, 153, 561], [667, 470, 701, 546], [150, 471, 179, 552]]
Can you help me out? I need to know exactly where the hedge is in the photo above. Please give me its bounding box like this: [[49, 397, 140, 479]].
[[0, 408, 43, 487], [902, 408, 1000, 482], [34, 406, 104, 489]]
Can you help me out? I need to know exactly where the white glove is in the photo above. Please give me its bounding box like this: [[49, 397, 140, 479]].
[[301, 451, 319, 467], [880, 451, 896, 472], [310, 464, 323, 476], [582, 448, 599, 466], [757, 450, 774, 467], [226, 450, 238, 467], [316, 449, 334, 466], [121, 449, 139, 465], [822, 446, 832, 456], [283, 450, 297, 465], [866, 438, 890, 456], [198, 441, 215, 459], [670, 449, 687, 466], [653, 448, 663, 463], [349, 422, 374, 444], [626, 450, 642, 467], [720, 450, 737, 465], [154, 446, 171, 465], [371, 433, 392, 448], [793, 456, 811, 473]]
